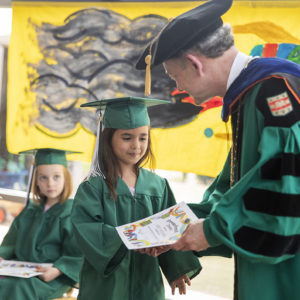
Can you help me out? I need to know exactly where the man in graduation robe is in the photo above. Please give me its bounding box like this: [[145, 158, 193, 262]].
[[136, 0, 300, 299]]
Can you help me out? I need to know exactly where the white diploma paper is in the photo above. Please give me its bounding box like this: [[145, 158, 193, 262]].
[[116, 202, 198, 249], [0, 260, 53, 278]]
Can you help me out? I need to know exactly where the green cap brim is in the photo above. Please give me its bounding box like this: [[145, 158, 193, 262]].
[[80, 96, 170, 129]]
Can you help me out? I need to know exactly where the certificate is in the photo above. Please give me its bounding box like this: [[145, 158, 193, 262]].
[[0, 260, 53, 278], [116, 202, 198, 249]]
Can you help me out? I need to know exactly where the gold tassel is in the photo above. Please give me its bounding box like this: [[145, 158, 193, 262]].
[[144, 17, 173, 96], [144, 54, 152, 96]]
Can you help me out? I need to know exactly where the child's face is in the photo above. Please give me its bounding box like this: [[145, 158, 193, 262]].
[[36, 164, 65, 203], [112, 125, 149, 168]]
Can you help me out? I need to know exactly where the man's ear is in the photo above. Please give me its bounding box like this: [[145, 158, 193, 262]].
[[186, 54, 203, 76]]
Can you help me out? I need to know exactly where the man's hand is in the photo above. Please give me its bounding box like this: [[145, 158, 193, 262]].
[[36, 266, 62, 282], [171, 218, 210, 252], [136, 218, 209, 255]]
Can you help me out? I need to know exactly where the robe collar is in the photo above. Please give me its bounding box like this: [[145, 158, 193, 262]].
[[222, 57, 300, 121], [226, 52, 252, 90]]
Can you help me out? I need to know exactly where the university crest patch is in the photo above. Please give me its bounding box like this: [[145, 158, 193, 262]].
[[266, 92, 293, 117]]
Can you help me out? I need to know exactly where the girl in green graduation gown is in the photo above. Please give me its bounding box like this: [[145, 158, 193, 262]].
[[0, 148, 83, 299], [71, 97, 201, 300]]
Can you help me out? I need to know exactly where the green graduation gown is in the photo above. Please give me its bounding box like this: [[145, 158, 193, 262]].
[[0, 199, 83, 300], [194, 75, 300, 300], [71, 168, 201, 300]]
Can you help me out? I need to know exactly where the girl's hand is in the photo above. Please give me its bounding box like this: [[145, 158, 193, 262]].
[[171, 274, 191, 295], [0, 257, 3, 261], [135, 247, 157, 256], [136, 245, 171, 257], [36, 266, 62, 282]]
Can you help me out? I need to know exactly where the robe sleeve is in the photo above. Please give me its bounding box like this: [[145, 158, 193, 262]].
[[189, 157, 233, 258], [71, 178, 128, 277], [158, 180, 202, 285], [203, 78, 300, 264], [52, 213, 83, 283]]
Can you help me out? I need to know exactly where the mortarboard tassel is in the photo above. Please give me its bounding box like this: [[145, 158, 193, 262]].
[[87, 112, 106, 179], [144, 54, 152, 96], [144, 18, 174, 96]]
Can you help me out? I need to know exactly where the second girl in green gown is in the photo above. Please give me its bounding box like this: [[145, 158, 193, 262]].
[[71, 97, 201, 300]]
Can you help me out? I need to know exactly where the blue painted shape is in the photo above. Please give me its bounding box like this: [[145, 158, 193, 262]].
[[250, 44, 263, 57], [204, 128, 213, 138], [277, 43, 297, 59]]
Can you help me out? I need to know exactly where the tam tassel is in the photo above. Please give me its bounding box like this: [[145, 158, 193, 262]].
[[87, 113, 105, 180], [144, 54, 152, 96]]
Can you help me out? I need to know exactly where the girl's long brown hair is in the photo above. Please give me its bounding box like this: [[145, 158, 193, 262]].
[[101, 127, 155, 199]]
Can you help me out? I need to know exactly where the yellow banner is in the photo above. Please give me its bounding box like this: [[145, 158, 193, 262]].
[[7, 1, 300, 176]]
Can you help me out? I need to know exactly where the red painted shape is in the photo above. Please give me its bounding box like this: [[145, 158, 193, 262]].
[[200, 97, 223, 113], [262, 43, 278, 58], [171, 89, 223, 111]]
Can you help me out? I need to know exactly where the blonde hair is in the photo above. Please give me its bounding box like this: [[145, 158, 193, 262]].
[[31, 165, 73, 205]]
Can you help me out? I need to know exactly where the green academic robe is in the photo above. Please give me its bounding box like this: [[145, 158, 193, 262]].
[[71, 168, 201, 300], [0, 199, 82, 300], [194, 76, 300, 300]]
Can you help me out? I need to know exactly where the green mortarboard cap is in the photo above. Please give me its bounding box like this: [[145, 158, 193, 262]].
[[35, 149, 67, 167], [136, 0, 233, 70], [19, 148, 77, 167], [81, 96, 169, 129]]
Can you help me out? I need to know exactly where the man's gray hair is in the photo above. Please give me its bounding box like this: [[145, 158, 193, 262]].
[[178, 24, 234, 59]]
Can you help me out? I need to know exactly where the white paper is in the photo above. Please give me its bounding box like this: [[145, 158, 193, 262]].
[[0, 260, 53, 278], [116, 202, 198, 249]]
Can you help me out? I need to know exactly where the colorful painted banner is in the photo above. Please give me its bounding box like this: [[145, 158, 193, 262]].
[[7, 1, 300, 176]]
